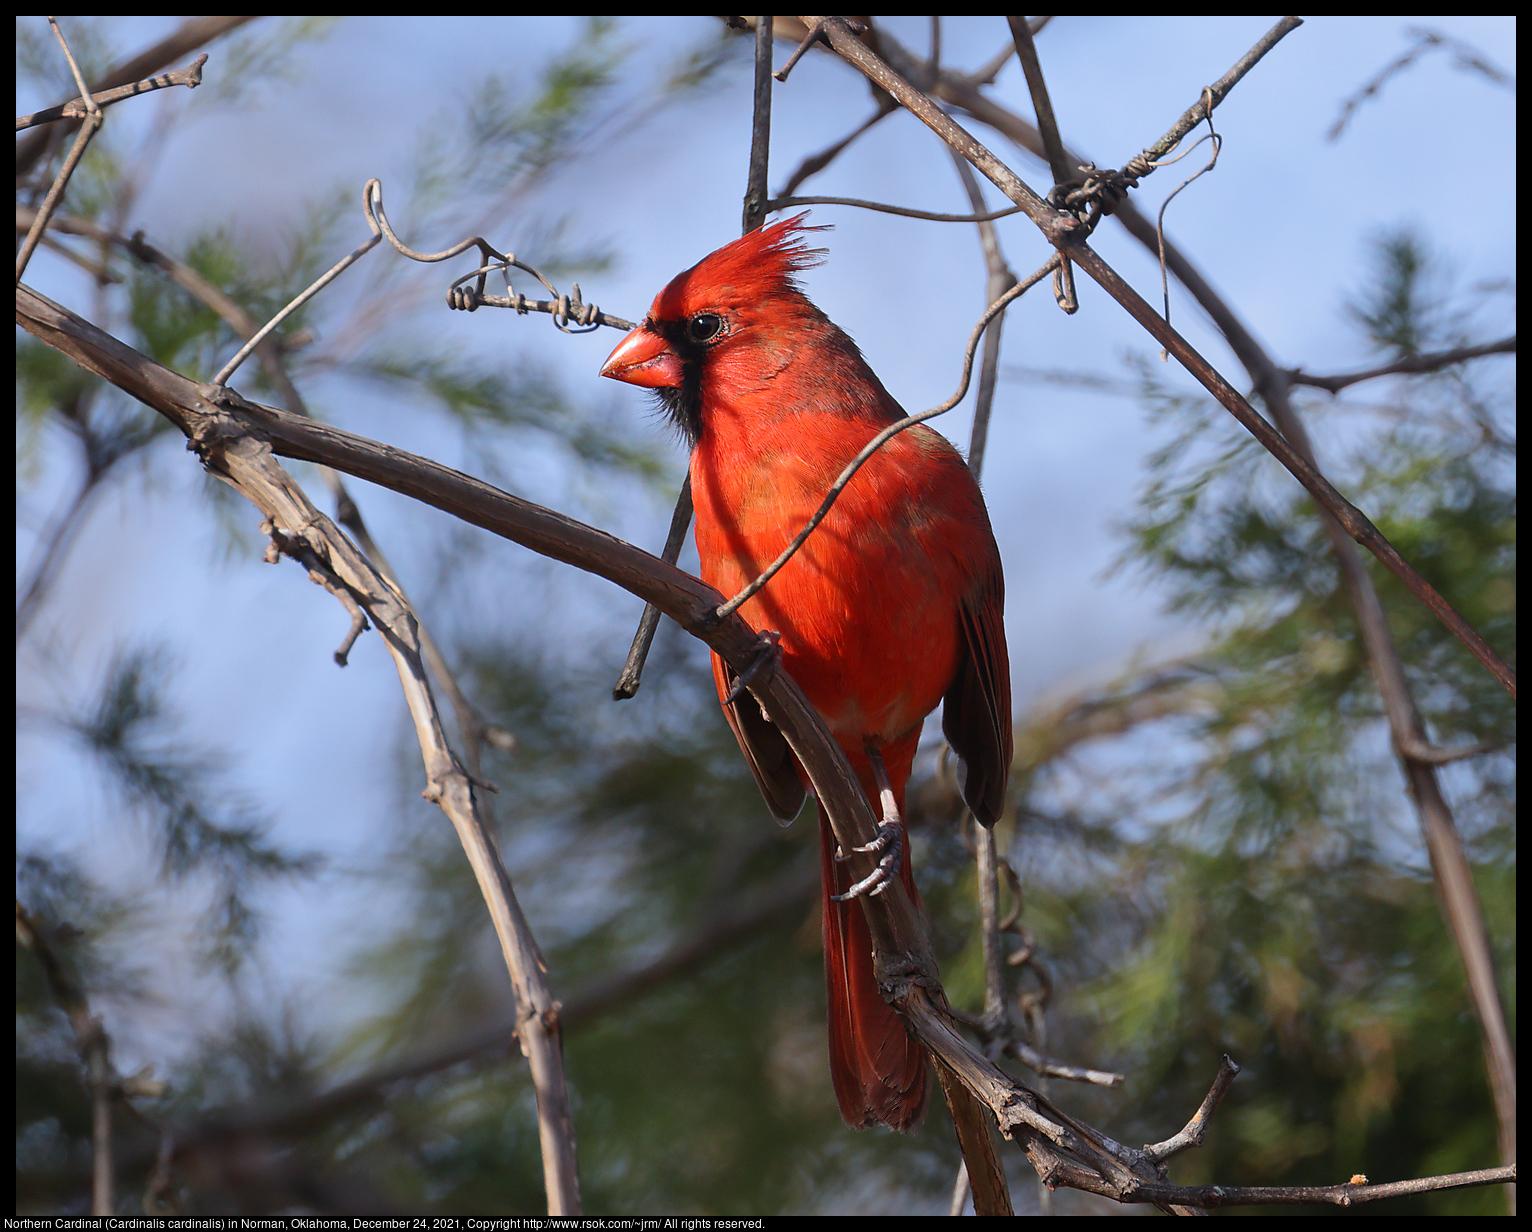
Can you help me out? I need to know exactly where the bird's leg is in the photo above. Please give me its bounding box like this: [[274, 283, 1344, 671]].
[[722, 629, 782, 705], [832, 740, 903, 901]]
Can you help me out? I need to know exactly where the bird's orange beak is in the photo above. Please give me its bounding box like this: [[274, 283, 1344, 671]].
[[600, 324, 684, 389]]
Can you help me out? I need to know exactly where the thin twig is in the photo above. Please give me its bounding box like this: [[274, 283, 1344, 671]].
[[16, 18, 105, 281], [1143, 17, 1303, 165], [612, 475, 692, 700], [772, 15, 863, 83], [15, 451, 109, 643], [49, 15, 104, 120], [1329, 26, 1514, 143], [1112, 1166, 1517, 1209], [1004, 16, 1078, 312], [17, 16, 256, 179], [1007, 16, 1071, 188], [948, 151, 1016, 477], [742, 16, 774, 234], [769, 193, 1027, 223], [16, 54, 206, 130], [1286, 335, 1516, 393], [210, 181, 386, 385], [1006, 1040, 1123, 1088], [1395, 734, 1507, 766], [774, 99, 898, 198], [1143, 1055, 1241, 1162]]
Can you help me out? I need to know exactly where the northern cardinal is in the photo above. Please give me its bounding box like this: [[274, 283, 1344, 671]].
[[601, 215, 1011, 1131]]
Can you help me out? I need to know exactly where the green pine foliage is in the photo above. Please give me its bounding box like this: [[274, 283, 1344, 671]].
[[1028, 229, 1514, 1214]]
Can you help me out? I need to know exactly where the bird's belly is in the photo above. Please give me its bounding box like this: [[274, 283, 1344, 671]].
[[695, 472, 964, 749]]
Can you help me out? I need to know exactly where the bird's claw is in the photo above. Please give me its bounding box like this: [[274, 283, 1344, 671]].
[[723, 629, 782, 706], [831, 817, 903, 901]]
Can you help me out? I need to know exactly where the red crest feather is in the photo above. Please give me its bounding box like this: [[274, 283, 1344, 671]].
[[653, 212, 828, 318]]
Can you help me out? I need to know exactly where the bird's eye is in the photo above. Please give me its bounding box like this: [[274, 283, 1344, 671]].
[[688, 313, 725, 343]]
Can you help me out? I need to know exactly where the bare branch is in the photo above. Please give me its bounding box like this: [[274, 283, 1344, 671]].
[[1143, 17, 1303, 165], [1287, 335, 1516, 393], [769, 193, 1026, 224], [1143, 1055, 1241, 1163], [1329, 26, 1515, 142], [773, 98, 897, 199], [1007, 16, 1070, 188], [612, 475, 692, 700], [16, 19, 105, 281], [1395, 734, 1508, 766], [947, 151, 1016, 476], [16, 54, 206, 130], [1111, 1166, 1517, 1209], [741, 16, 774, 233]]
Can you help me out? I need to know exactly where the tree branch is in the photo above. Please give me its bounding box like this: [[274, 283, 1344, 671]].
[[1286, 335, 1516, 393], [16, 54, 207, 130]]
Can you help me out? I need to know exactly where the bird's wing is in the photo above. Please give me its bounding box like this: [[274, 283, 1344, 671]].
[[713, 652, 808, 823], [941, 566, 1013, 829]]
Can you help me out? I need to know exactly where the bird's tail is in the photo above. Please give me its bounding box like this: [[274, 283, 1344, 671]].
[[818, 800, 929, 1131]]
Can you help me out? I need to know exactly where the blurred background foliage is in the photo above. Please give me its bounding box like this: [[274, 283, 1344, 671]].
[[17, 16, 1513, 1217]]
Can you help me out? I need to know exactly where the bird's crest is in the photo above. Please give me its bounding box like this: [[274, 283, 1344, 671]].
[[653, 212, 828, 318]]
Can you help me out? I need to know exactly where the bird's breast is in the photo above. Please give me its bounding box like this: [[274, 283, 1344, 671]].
[[691, 416, 989, 747]]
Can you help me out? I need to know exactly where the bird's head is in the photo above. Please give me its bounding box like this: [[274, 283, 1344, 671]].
[[600, 213, 828, 442]]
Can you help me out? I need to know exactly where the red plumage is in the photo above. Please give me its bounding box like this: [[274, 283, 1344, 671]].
[[602, 216, 1012, 1131]]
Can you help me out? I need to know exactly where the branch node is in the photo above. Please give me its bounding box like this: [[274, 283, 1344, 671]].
[[772, 17, 865, 83]]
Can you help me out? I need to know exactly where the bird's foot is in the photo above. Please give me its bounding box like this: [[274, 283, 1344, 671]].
[[832, 741, 904, 901], [831, 816, 902, 901], [722, 629, 782, 705]]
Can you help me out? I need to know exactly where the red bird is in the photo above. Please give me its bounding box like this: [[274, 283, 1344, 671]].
[[601, 215, 1011, 1131]]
